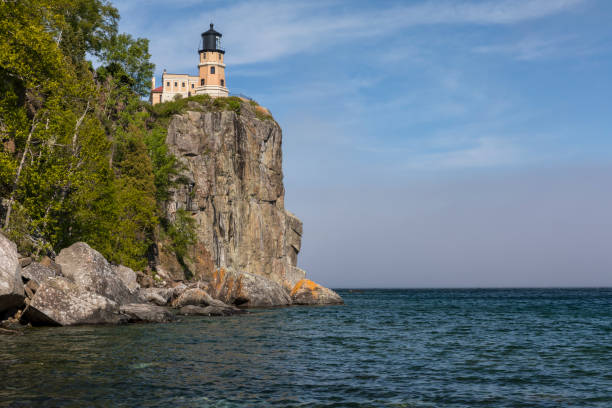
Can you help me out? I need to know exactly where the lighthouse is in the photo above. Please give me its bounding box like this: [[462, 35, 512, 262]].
[[196, 24, 229, 97], [150, 23, 229, 105]]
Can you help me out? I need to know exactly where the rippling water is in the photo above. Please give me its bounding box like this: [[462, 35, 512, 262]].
[[1, 289, 611, 407]]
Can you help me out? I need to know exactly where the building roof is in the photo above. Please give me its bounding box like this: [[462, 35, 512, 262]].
[[202, 23, 221, 37], [151, 86, 163, 93], [200, 23, 225, 54]]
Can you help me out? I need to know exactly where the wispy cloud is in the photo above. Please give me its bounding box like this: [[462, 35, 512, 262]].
[[472, 35, 595, 60], [220, 0, 586, 64], [352, 134, 523, 171], [122, 0, 586, 69], [113, 0, 606, 174], [114, 1, 612, 287], [407, 136, 521, 170]]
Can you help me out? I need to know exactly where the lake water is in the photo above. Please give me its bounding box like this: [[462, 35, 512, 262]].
[[1, 289, 611, 407]]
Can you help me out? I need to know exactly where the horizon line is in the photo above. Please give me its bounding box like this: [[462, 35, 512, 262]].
[[331, 286, 612, 290]]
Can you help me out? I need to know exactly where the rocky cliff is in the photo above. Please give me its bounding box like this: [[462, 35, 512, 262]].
[[157, 100, 308, 291], [0, 100, 342, 330]]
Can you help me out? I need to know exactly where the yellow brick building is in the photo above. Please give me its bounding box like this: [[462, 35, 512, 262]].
[[151, 24, 228, 105]]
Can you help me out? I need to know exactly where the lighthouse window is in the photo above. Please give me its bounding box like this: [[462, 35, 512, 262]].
[[221, 79, 224, 86], [166, 81, 170, 87], [211, 66, 215, 74], [174, 82, 177, 87], [191, 84, 194, 89], [202, 52, 206, 59], [182, 82, 185, 87], [201, 79, 205, 85]]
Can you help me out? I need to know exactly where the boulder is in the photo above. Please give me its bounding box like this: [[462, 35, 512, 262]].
[[284, 265, 306, 291], [178, 305, 245, 317], [21, 262, 57, 285], [209, 269, 291, 307], [39, 256, 62, 275], [171, 288, 211, 308], [139, 284, 186, 306], [136, 270, 155, 288], [171, 287, 238, 311], [55, 242, 134, 304], [139, 288, 169, 306], [24, 280, 37, 298], [169, 282, 188, 297], [290, 279, 344, 305], [18, 257, 32, 267], [119, 303, 174, 323], [113, 265, 140, 294], [0, 232, 25, 315], [22, 277, 124, 326]]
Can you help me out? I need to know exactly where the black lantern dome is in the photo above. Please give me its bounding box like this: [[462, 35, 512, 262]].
[[200, 23, 224, 54]]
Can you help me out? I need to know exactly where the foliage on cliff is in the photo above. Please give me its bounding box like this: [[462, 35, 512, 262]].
[[0, 0, 178, 269]]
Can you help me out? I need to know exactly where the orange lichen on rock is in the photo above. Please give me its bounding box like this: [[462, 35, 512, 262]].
[[290, 279, 343, 305], [192, 243, 216, 280], [213, 268, 226, 294], [290, 279, 320, 298]]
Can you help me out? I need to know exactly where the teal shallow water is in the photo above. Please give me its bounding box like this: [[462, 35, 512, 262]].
[[1, 289, 611, 407]]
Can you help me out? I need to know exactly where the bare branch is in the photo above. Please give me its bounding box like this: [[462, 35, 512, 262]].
[[72, 100, 90, 151], [4, 117, 38, 229]]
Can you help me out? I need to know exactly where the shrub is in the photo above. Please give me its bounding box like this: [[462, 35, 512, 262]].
[[166, 208, 196, 261]]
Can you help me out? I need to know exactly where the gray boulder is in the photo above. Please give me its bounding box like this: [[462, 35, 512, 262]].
[[24, 280, 38, 299], [119, 303, 174, 323], [178, 305, 245, 316], [209, 269, 291, 307], [169, 283, 188, 298], [172, 287, 234, 309], [56, 242, 134, 304], [139, 287, 172, 305], [113, 265, 140, 294], [19, 257, 32, 267], [22, 277, 124, 326], [0, 232, 24, 315], [140, 289, 169, 306], [139, 284, 188, 306], [39, 256, 62, 275], [21, 262, 57, 285]]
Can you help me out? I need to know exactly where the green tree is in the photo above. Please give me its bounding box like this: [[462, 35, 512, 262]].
[[0, 0, 196, 272], [109, 124, 158, 268], [100, 33, 155, 97], [53, 0, 120, 63]]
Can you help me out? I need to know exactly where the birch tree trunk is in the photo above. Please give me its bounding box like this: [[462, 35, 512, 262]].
[[3, 117, 38, 229]]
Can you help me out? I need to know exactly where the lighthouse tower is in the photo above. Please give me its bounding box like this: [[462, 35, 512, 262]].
[[149, 23, 230, 105], [195, 24, 229, 97]]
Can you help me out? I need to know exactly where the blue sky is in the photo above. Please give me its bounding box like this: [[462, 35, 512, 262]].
[[115, 0, 612, 287]]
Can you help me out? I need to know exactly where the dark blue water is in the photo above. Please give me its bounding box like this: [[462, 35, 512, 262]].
[[1, 289, 611, 407]]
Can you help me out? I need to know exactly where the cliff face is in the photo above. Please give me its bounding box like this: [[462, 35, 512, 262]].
[[0, 100, 341, 327], [159, 101, 305, 289]]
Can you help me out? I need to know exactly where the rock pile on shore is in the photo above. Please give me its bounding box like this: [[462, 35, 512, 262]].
[[0, 232, 342, 331]]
